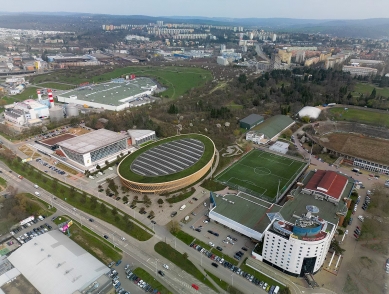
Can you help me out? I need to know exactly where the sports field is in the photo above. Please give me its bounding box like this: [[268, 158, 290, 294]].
[[30, 66, 212, 99], [215, 149, 307, 200], [327, 107, 389, 126]]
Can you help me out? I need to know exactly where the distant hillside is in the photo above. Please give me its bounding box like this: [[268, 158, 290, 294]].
[[0, 12, 387, 38]]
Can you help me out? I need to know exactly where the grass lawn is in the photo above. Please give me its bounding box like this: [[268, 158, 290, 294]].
[[225, 101, 243, 109], [30, 66, 212, 99], [0, 176, 6, 190], [118, 134, 215, 183], [132, 267, 173, 294], [24, 193, 57, 215], [53, 215, 122, 264], [154, 242, 218, 292], [173, 230, 196, 245], [215, 149, 306, 200], [204, 270, 243, 294], [9, 87, 40, 100], [56, 162, 79, 175], [200, 178, 226, 192], [166, 188, 196, 204], [327, 107, 389, 126], [240, 258, 284, 289], [353, 83, 389, 98], [36, 82, 75, 90], [1, 157, 153, 241]]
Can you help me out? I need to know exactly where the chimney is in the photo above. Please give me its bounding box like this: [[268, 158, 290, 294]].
[[48, 89, 54, 108], [37, 90, 42, 101]]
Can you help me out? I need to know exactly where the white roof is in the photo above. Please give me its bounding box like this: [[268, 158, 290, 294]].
[[127, 129, 155, 140], [7, 230, 109, 294], [58, 129, 127, 154], [298, 106, 322, 119]]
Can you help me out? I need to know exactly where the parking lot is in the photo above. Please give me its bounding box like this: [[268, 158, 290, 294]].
[[182, 200, 256, 265], [10, 215, 54, 245], [36, 158, 66, 176]]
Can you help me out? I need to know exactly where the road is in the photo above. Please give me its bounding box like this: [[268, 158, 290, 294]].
[[0, 164, 216, 294]]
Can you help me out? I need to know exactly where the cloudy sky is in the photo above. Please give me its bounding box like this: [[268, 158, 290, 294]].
[[1, 0, 389, 19]]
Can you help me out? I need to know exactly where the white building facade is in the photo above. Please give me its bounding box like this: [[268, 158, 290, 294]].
[[261, 216, 336, 277]]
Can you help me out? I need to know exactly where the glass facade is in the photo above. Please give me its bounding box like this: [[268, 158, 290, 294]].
[[61, 138, 127, 166], [90, 139, 127, 163]]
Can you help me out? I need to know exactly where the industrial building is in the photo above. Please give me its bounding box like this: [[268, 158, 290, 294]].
[[239, 114, 264, 130], [56, 77, 158, 111], [7, 230, 110, 294], [342, 65, 378, 76], [127, 129, 156, 145], [208, 169, 354, 278], [4, 99, 49, 125], [57, 129, 130, 168]]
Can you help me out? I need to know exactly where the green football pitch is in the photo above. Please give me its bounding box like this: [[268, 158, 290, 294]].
[[215, 149, 307, 200]]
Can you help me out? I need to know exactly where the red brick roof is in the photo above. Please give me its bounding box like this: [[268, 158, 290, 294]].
[[305, 170, 348, 200]]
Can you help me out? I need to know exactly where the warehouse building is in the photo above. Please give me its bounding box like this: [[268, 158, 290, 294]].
[[239, 114, 264, 130], [7, 230, 110, 294], [57, 129, 130, 168], [56, 77, 158, 111]]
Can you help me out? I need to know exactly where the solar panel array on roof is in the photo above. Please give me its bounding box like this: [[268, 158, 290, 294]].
[[131, 139, 204, 177]]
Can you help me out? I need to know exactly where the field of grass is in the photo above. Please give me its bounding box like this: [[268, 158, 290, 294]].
[[7, 87, 39, 100], [118, 134, 214, 183], [353, 83, 389, 98], [132, 268, 173, 294], [200, 178, 226, 192], [0, 176, 6, 189], [225, 101, 243, 109], [204, 270, 243, 294], [166, 188, 196, 204], [240, 258, 284, 289], [0, 157, 153, 241], [327, 107, 389, 126], [55, 162, 79, 175], [215, 150, 306, 199], [154, 242, 218, 292], [30, 66, 212, 99], [36, 82, 75, 90], [53, 215, 122, 264]]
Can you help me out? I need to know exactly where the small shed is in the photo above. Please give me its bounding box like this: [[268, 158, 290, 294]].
[[239, 114, 264, 130]]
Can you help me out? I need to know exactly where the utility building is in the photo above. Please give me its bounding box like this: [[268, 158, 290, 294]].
[[239, 114, 264, 130]]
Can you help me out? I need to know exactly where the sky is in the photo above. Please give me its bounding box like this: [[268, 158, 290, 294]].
[[1, 0, 389, 19]]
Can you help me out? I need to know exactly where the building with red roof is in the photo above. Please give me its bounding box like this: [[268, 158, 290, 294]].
[[302, 170, 348, 202]]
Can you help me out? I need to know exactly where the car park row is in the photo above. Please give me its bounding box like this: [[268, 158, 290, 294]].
[[36, 158, 66, 175], [189, 242, 280, 294]]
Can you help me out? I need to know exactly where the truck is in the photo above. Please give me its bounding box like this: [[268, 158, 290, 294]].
[[179, 205, 186, 211]]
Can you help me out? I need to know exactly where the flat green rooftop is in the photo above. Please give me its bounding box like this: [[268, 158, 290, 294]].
[[252, 115, 294, 139], [212, 192, 282, 233], [58, 77, 156, 106]]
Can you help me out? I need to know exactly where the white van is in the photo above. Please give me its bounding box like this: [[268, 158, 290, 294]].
[[34, 184, 39, 189], [34, 191, 40, 197], [273, 286, 280, 294], [89, 175, 95, 180]]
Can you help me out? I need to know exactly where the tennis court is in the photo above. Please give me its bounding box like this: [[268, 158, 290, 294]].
[[215, 149, 307, 200]]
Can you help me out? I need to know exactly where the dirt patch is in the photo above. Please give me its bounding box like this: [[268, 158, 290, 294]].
[[1, 274, 40, 294], [320, 133, 389, 165], [69, 127, 91, 136]]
